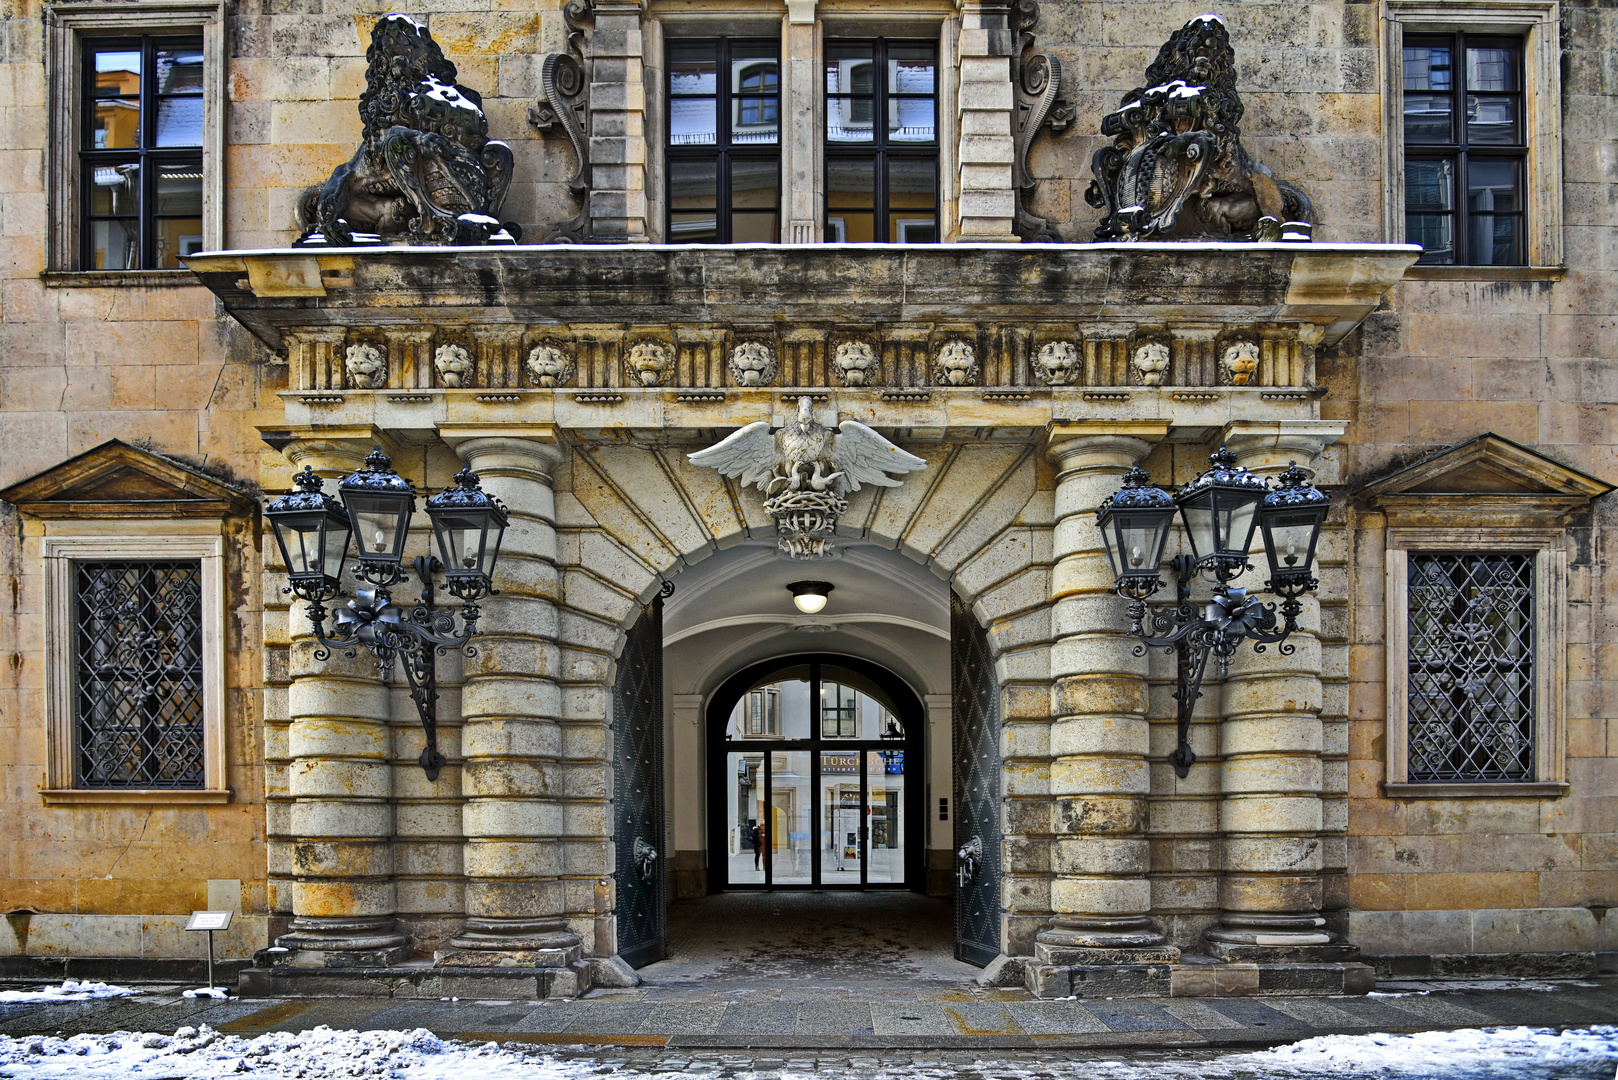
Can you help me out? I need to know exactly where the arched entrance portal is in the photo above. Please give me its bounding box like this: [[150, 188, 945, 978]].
[[706, 655, 926, 891]]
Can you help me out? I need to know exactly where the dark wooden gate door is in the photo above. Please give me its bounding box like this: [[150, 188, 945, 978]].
[[951, 592, 1002, 967], [612, 596, 666, 968]]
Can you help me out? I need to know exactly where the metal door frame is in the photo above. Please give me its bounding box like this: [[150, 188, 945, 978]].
[[705, 653, 925, 892]]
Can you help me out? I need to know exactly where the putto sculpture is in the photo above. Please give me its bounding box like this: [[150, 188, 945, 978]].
[[689, 396, 927, 560], [295, 14, 517, 247], [1085, 14, 1313, 242]]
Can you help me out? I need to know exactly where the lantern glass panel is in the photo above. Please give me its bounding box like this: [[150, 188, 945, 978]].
[[1115, 510, 1173, 577], [323, 516, 354, 578], [432, 510, 492, 576], [345, 492, 412, 563], [1262, 506, 1324, 578], [1180, 495, 1216, 563], [1223, 497, 1261, 557], [275, 514, 323, 577]]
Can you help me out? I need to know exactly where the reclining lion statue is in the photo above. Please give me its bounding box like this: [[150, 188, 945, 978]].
[[295, 14, 518, 246]]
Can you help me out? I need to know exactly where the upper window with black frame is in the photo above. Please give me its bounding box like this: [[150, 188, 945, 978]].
[[1403, 35, 1525, 266], [82, 36, 204, 270], [667, 39, 780, 243], [825, 40, 938, 243]]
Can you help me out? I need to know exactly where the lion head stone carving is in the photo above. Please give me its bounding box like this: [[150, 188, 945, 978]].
[[344, 343, 387, 390]]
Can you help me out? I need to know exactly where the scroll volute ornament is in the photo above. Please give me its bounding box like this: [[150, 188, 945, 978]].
[[529, 0, 593, 242], [295, 14, 518, 247], [1011, 0, 1075, 242], [1084, 14, 1313, 242]]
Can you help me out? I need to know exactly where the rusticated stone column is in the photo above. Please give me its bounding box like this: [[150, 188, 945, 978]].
[[1034, 421, 1178, 995], [1205, 421, 1356, 965], [274, 438, 409, 967], [434, 433, 587, 991]]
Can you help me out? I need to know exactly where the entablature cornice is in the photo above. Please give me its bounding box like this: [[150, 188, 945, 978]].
[[185, 244, 1419, 366]]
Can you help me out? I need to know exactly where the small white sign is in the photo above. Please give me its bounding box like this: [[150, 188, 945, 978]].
[[185, 910, 233, 932]]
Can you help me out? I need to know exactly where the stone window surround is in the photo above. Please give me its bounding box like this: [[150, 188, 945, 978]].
[[43, 0, 227, 284], [1382, 527, 1569, 799], [645, 2, 958, 243], [39, 525, 230, 805], [1380, 0, 1562, 272]]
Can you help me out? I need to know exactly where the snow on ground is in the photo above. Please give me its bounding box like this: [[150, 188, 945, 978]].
[[0, 1023, 1609, 1079], [0, 982, 138, 1003]]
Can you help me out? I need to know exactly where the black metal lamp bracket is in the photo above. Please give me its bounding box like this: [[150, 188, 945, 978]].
[[1124, 555, 1307, 780], [300, 554, 480, 780]]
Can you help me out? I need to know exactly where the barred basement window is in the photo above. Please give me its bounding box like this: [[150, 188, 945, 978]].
[[1406, 552, 1535, 781], [73, 559, 206, 788]]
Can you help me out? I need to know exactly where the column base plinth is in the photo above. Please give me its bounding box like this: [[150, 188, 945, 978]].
[[1036, 916, 1178, 962], [1205, 914, 1360, 964], [273, 917, 411, 968], [436, 918, 583, 969]]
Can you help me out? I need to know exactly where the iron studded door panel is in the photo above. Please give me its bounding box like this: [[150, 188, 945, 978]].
[[951, 593, 1002, 967], [612, 597, 666, 968]]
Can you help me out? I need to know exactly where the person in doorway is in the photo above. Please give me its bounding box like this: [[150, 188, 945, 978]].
[[752, 820, 766, 870]]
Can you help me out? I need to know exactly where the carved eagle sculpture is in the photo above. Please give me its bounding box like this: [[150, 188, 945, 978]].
[[689, 396, 926, 499]]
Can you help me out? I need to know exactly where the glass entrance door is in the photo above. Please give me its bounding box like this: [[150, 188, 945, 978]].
[[712, 657, 919, 889]]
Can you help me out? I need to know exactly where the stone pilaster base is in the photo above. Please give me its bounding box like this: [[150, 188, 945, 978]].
[[272, 916, 411, 968], [1205, 914, 1361, 964], [1035, 917, 1181, 965], [435, 917, 583, 968]]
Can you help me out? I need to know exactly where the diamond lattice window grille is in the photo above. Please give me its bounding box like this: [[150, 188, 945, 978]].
[[1407, 552, 1535, 782], [73, 560, 205, 789]]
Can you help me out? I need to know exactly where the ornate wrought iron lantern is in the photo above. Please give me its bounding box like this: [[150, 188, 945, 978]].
[[1097, 446, 1329, 778], [1094, 466, 1178, 600], [265, 466, 351, 601], [265, 447, 507, 780]]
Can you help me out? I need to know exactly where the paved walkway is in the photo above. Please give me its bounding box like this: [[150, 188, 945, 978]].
[[3, 976, 1613, 1051], [2, 895, 1612, 1051]]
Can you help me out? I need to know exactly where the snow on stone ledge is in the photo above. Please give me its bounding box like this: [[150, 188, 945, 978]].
[[0, 981, 139, 1003]]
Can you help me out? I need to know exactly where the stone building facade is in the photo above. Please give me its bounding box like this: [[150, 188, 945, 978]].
[[0, 0, 1612, 995]]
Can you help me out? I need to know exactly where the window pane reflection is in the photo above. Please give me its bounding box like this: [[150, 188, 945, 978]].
[[1465, 94, 1517, 145], [90, 218, 140, 270]]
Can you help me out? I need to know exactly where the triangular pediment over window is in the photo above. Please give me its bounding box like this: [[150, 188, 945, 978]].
[[1358, 433, 1613, 528], [0, 440, 255, 519]]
